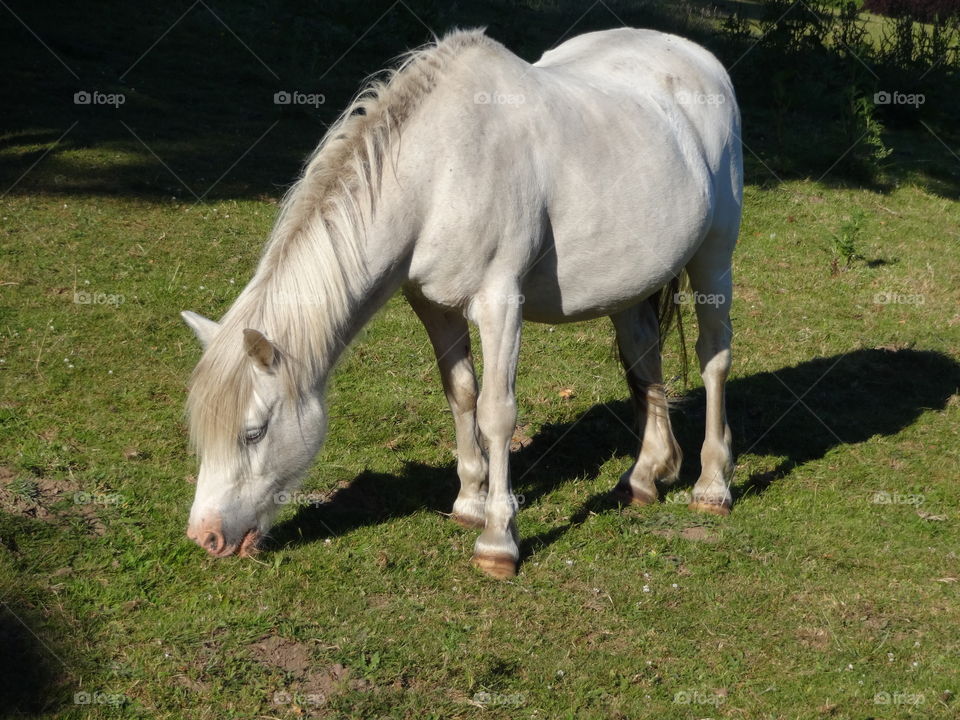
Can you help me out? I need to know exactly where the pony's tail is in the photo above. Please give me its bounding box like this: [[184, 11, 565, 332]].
[[649, 273, 689, 388]]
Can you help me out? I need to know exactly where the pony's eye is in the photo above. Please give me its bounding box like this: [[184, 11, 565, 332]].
[[243, 424, 267, 446]]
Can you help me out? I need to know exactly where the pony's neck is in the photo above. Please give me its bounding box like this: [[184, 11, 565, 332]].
[[254, 174, 416, 390]]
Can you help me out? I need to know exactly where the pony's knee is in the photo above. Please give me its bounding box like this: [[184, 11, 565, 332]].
[[477, 393, 516, 443]]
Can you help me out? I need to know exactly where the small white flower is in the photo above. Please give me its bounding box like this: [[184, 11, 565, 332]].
[[642, 585, 650, 593]]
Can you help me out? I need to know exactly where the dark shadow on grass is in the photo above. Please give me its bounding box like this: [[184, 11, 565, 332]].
[[267, 462, 459, 548], [520, 347, 960, 558], [271, 348, 959, 557], [0, 600, 68, 717]]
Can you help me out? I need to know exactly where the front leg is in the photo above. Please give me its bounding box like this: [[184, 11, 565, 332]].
[[471, 287, 523, 578], [405, 290, 488, 528]]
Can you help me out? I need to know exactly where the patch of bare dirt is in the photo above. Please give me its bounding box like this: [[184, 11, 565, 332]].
[[295, 663, 372, 703], [650, 526, 719, 543], [510, 423, 533, 452], [248, 636, 374, 710], [796, 626, 831, 651], [249, 635, 312, 675], [0, 466, 106, 535]]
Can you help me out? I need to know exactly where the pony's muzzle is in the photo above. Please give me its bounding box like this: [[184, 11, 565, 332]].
[[186, 519, 227, 556], [187, 515, 261, 558]]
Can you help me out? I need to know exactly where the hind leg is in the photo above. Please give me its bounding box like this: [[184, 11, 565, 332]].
[[610, 301, 682, 505], [685, 237, 735, 515]]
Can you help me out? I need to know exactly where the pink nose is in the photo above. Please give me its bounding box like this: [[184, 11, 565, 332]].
[[186, 516, 228, 556], [186, 515, 261, 557]]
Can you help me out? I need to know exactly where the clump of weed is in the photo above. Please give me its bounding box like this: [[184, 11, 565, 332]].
[[9, 475, 40, 503], [830, 209, 867, 271]]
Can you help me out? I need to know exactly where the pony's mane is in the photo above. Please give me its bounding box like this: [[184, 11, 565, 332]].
[[187, 29, 495, 461]]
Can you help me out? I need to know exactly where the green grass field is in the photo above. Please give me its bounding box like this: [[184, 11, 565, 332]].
[[2, 1, 959, 718]]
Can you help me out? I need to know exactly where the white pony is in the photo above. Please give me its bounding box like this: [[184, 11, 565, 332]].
[[182, 28, 742, 578]]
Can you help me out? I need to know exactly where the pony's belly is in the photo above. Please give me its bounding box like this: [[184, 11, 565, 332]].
[[519, 245, 689, 324]]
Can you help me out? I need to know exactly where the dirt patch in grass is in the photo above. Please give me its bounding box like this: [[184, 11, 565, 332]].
[[796, 626, 831, 651], [0, 465, 105, 534], [511, 423, 534, 451], [249, 635, 313, 675], [650, 526, 719, 543], [249, 635, 373, 709], [295, 663, 372, 705]]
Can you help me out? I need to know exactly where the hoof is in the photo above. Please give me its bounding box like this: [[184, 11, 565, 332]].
[[688, 498, 731, 516], [612, 484, 657, 507], [472, 553, 517, 579], [451, 513, 485, 530]]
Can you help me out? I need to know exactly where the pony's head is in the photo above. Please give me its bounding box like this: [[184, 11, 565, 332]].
[[180, 310, 328, 557]]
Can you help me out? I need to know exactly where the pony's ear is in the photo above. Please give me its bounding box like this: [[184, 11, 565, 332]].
[[242, 329, 277, 370], [181, 311, 220, 349]]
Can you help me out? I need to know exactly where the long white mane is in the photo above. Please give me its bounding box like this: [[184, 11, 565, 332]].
[[187, 29, 496, 460]]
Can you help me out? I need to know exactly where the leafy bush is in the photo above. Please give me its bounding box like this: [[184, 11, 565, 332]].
[[716, 0, 958, 183]]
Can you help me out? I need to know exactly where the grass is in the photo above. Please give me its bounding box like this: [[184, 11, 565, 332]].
[[2, 1, 960, 718]]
